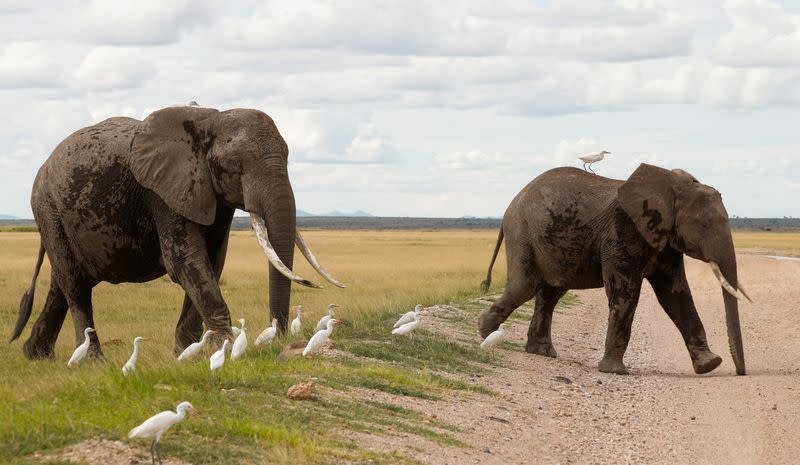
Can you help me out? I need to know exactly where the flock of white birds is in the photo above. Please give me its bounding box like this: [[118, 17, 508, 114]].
[[64, 302, 507, 464]]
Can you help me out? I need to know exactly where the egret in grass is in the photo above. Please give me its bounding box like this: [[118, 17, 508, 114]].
[[129, 401, 194, 465], [391, 313, 420, 337], [231, 318, 247, 360], [480, 324, 505, 350], [303, 319, 340, 356], [210, 339, 230, 371], [177, 330, 213, 362], [122, 336, 146, 376], [255, 318, 278, 346], [290, 305, 304, 337], [578, 150, 609, 174], [67, 327, 95, 367], [393, 304, 422, 328], [315, 304, 337, 331]]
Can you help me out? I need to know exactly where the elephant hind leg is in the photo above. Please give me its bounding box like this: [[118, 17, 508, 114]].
[[526, 287, 567, 358], [65, 284, 102, 358], [23, 281, 68, 359], [478, 275, 537, 339]]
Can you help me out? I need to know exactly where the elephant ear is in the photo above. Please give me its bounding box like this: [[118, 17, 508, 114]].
[[617, 163, 677, 250], [131, 107, 220, 225]]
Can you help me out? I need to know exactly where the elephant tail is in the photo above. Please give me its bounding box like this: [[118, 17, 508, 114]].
[[480, 226, 504, 294], [10, 244, 45, 342]]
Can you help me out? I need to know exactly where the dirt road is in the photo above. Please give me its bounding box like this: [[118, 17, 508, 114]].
[[363, 254, 800, 465]]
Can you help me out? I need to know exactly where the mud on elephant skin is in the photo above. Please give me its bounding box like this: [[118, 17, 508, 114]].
[[10, 105, 344, 359], [478, 164, 750, 375]]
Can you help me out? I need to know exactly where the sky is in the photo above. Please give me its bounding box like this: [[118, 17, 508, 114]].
[[1, 0, 799, 218]]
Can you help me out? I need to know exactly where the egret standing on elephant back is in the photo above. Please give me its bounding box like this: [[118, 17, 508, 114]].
[[479, 164, 750, 375], [10, 105, 345, 360]]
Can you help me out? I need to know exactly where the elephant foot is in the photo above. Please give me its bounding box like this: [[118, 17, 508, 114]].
[[23, 340, 55, 360], [207, 330, 233, 352], [526, 340, 557, 358], [477, 310, 506, 339], [598, 357, 629, 375], [88, 343, 104, 359], [691, 351, 722, 375]]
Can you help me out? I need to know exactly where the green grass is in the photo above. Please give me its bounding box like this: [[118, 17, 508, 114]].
[[0, 230, 509, 464]]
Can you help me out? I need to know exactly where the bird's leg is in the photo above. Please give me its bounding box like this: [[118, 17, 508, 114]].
[[582, 162, 587, 171], [155, 441, 162, 465], [150, 440, 156, 465], [588, 163, 596, 174]]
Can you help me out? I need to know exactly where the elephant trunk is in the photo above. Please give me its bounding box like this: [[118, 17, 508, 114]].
[[705, 236, 746, 375], [245, 165, 304, 333]]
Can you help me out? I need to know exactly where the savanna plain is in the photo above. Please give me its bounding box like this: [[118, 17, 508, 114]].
[[1, 229, 799, 465]]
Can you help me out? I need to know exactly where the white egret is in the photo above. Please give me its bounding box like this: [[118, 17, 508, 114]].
[[67, 327, 95, 367], [303, 319, 339, 357], [231, 318, 247, 360], [177, 330, 213, 362], [122, 336, 146, 376], [578, 150, 610, 174], [480, 324, 506, 350], [391, 313, 420, 337], [315, 304, 337, 331], [255, 318, 278, 346], [129, 401, 194, 465], [290, 306, 303, 337], [209, 339, 230, 371], [393, 304, 422, 328]]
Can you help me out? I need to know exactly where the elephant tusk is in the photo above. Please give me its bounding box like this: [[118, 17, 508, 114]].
[[295, 231, 346, 288], [709, 262, 749, 302], [250, 214, 322, 289], [735, 281, 753, 303]]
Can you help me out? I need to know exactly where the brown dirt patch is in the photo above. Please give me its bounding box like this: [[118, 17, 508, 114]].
[[32, 438, 193, 465]]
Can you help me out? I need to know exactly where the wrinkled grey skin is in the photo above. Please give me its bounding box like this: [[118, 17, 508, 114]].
[[11, 106, 301, 359], [479, 164, 745, 375]]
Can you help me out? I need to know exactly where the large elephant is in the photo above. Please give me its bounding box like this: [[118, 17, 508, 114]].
[[478, 164, 750, 375], [10, 105, 343, 359]]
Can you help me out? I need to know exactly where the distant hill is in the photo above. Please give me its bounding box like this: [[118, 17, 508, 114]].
[[236, 210, 369, 218], [319, 210, 373, 217], [0, 214, 17, 220]]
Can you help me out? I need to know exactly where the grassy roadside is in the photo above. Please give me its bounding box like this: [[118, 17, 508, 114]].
[[0, 230, 509, 464]]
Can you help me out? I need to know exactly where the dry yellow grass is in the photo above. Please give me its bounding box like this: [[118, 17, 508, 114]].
[[732, 231, 800, 252], [0, 230, 505, 363]]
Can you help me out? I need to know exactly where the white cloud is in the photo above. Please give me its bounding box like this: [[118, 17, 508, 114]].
[[714, 0, 800, 67], [343, 122, 393, 163], [76, 0, 213, 46], [0, 42, 63, 88], [72, 47, 156, 90]]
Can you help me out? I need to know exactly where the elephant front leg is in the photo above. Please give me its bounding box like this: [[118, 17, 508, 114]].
[[526, 287, 567, 358], [173, 207, 235, 354], [598, 273, 642, 375], [648, 264, 722, 375], [154, 209, 233, 350]]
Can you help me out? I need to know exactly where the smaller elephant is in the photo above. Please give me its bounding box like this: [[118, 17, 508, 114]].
[[478, 164, 750, 375]]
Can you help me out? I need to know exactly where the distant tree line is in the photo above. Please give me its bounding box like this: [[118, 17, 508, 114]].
[[3, 217, 800, 232]]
